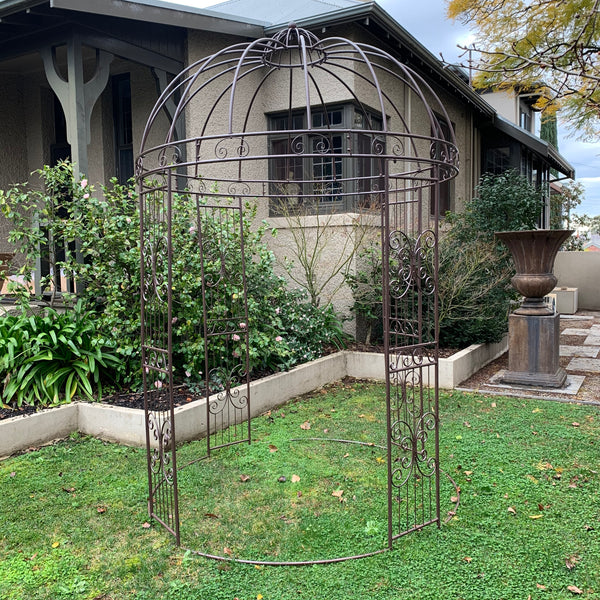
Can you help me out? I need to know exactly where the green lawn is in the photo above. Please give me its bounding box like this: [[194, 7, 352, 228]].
[[1, 382, 599, 599]]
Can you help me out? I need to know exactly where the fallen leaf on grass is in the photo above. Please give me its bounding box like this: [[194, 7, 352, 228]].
[[343, 453, 349, 458], [332, 490, 344, 499], [62, 487, 76, 493], [291, 474, 300, 483], [204, 513, 220, 519], [491, 402, 497, 408], [567, 585, 583, 594], [223, 547, 233, 556], [463, 556, 472, 563], [507, 507, 517, 515], [97, 505, 107, 514], [10, 472, 16, 478], [566, 554, 580, 570], [278, 476, 286, 483], [268, 444, 278, 453], [142, 522, 151, 529], [51, 541, 60, 548], [240, 474, 250, 482], [529, 515, 543, 519], [572, 422, 580, 428], [300, 421, 311, 430], [450, 496, 459, 503], [536, 584, 547, 590]]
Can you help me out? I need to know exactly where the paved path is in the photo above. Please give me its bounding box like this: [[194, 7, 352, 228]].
[[457, 311, 600, 404]]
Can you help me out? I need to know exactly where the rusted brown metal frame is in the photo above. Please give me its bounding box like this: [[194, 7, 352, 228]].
[[138, 24, 455, 557]]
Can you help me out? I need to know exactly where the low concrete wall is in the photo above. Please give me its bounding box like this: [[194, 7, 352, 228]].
[[555, 252, 600, 310], [345, 336, 507, 390], [0, 343, 505, 457]]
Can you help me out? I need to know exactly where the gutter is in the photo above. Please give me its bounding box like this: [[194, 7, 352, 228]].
[[49, 0, 267, 36], [0, 0, 47, 17]]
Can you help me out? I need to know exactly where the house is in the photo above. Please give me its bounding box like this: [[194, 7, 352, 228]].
[[0, 0, 574, 316], [480, 87, 574, 228]]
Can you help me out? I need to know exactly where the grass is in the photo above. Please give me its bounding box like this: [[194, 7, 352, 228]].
[[1, 381, 599, 599]]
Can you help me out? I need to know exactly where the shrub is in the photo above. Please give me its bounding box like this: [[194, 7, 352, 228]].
[[0, 301, 119, 407], [1, 162, 347, 395], [346, 170, 544, 348]]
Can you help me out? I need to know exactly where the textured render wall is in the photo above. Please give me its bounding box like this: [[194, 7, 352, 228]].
[[480, 90, 517, 124], [266, 213, 380, 334], [0, 74, 29, 252], [555, 251, 600, 310], [180, 26, 476, 334]]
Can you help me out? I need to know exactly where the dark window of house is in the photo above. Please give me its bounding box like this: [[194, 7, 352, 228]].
[[113, 74, 134, 184], [268, 104, 383, 215], [486, 146, 511, 174], [430, 116, 454, 217], [520, 108, 532, 132]]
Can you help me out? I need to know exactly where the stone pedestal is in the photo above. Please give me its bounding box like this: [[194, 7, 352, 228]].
[[500, 313, 567, 387]]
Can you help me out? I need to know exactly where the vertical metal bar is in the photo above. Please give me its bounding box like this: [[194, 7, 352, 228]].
[[166, 172, 181, 544], [382, 161, 393, 550], [236, 195, 252, 445], [433, 174, 441, 527], [140, 187, 154, 521]]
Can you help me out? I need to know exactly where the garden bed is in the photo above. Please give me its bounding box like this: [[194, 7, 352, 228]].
[[0, 339, 507, 459]]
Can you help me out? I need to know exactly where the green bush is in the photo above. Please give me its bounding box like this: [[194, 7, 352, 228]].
[[0, 301, 119, 407], [346, 170, 544, 348], [1, 162, 346, 396], [439, 169, 544, 346]]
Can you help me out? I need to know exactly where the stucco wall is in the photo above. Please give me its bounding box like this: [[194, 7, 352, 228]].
[[555, 251, 600, 310], [266, 212, 380, 334]]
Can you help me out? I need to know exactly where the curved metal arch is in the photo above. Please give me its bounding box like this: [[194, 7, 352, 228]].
[[138, 23, 459, 563]]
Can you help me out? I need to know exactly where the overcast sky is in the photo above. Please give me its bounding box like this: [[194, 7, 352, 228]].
[[167, 0, 600, 216]]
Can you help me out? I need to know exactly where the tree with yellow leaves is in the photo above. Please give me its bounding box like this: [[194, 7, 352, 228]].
[[447, 0, 600, 140]]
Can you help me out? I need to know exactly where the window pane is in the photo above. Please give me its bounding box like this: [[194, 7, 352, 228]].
[[312, 134, 343, 202]]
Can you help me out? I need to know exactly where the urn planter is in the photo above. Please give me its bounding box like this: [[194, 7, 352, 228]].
[[495, 229, 573, 316], [495, 229, 573, 388]]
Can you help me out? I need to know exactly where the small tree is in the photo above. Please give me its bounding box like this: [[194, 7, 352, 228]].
[[271, 199, 377, 308]]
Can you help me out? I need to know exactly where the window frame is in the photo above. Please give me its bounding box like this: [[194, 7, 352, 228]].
[[268, 104, 384, 215]]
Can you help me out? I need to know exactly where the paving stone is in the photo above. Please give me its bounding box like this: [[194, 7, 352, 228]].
[[560, 345, 600, 358], [584, 336, 600, 346], [488, 371, 585, 395], [562, 328, 592, 336], [567, 357, 600, 373]]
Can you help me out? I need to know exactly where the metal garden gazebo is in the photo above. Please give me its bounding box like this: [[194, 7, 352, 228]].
[[137, 24, 459, 564]]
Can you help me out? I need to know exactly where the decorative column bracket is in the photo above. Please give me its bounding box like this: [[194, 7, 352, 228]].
[[41, 35, 113, 177]]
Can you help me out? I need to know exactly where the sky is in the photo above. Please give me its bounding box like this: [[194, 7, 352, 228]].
[[168, 0, 600, 216]]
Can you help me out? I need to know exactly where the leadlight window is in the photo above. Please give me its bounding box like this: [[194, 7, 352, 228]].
[[268, 105, 383, 215]]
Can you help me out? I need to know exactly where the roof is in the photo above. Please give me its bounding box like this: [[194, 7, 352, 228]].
[[204, 0, 365, 23], [0, 0, 575, 177], [493, 115, 575, 178]]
